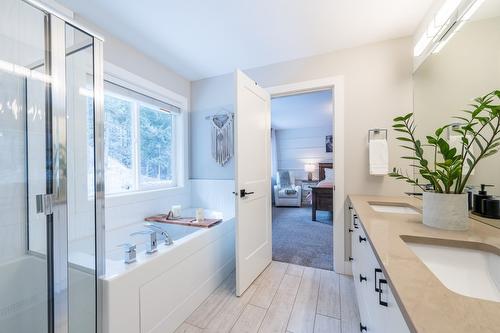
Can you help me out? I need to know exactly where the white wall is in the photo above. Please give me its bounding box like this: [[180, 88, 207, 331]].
[[75, 15, 190, 99], [275, 126, 333, 180], [190, 180, 235, 219], [191, 37, 413, 196], [190, 75, 234, 180]]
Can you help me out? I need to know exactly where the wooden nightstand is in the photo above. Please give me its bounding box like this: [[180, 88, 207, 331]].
[[298, 179, 319, 205]]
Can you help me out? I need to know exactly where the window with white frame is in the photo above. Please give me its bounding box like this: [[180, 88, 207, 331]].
[[88, 79, 180, 195]]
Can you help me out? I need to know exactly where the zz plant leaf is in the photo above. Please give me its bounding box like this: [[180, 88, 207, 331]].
[[389, 90, 500, 194]]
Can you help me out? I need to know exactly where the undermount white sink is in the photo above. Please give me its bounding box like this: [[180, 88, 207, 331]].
[[369, 203, 420, 215], [404, 239, 500, 302]]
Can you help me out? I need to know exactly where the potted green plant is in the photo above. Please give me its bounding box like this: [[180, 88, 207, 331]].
[[390, 90, 500, 230]]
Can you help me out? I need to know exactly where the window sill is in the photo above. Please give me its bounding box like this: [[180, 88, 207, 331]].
[[105, 185, 188, 208]]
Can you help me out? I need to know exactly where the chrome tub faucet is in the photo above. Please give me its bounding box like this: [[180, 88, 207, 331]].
[[130, 230, 158, 254], [144, 222, 174, 246]]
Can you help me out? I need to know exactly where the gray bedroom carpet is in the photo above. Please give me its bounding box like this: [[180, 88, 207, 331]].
[[272, 206, 333, 271]]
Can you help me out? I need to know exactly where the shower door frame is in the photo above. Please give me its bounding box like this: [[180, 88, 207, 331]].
[[23, 1, 105, 332]]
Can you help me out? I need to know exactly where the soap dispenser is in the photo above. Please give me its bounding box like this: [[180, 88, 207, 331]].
[[473, 184, 494, 215], [483, 197, 500, 219]]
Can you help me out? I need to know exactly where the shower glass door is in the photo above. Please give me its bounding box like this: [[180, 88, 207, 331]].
[[0, 1, 50, 332], [0, 1, 104, 332], [65, 23, 101, 333]]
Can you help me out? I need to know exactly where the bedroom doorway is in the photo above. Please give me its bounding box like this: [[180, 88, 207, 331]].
[[270, 89, 334, 270]]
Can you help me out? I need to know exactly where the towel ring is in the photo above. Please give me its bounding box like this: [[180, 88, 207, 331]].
[[447, 123, 462, 139], [368, 129, 388, 143]]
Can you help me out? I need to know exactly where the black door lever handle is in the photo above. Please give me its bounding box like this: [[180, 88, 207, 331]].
[[240, 189, 255, 198]]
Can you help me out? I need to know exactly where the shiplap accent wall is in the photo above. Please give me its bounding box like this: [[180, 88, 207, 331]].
[[276, 126, 333, 181]]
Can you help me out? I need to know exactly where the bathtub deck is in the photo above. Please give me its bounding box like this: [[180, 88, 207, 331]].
[[175, 261, 360, 333]]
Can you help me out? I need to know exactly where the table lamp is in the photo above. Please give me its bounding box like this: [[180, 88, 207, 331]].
[[304, 164, 315, 181]]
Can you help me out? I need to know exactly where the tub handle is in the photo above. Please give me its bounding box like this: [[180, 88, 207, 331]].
[[117, 243, 137, 264]]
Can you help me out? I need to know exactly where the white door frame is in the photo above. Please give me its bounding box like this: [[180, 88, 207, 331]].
[[266, 76, 347, 274]]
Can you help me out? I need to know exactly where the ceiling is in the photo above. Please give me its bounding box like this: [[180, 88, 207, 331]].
[[57, 0, 435, 81], [271, 90, 332, 130]]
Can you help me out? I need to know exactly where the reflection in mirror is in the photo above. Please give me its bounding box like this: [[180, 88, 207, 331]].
[[413, 0, 500, 224]]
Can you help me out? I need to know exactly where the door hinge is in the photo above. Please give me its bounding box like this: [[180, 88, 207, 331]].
[[36, 194, 54, 215]]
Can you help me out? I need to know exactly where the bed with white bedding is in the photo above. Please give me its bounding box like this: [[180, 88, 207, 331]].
[[311, 162, 334, 221]]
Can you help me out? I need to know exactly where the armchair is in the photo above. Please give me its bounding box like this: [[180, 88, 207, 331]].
[[273, 171, 302, 207]]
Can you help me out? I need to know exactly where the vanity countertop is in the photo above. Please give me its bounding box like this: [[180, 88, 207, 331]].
[[349, 195, 500, 333]]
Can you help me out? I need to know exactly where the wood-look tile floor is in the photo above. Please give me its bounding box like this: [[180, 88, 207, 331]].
[[175, 261, 360, 333]]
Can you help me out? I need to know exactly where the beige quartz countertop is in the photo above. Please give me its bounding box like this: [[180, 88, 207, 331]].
[[348, 195, 500, 333]]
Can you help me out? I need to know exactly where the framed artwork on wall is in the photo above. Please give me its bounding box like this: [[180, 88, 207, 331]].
[[325, 135, 333, 152]]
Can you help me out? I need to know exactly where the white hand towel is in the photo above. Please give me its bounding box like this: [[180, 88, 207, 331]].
[[449, 135, 474, 175], [369, 139, 389, 175]]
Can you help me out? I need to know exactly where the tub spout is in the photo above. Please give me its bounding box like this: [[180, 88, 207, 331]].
[[144, 223, 174, 246], [130, 230, 158, 254]]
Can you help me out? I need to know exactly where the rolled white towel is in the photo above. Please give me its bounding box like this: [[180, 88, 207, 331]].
[[369, 139, 389, 175]]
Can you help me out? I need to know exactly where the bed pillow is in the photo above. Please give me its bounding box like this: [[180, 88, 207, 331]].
[[317, 180, 333, 188], [324, 168, 334, 181]]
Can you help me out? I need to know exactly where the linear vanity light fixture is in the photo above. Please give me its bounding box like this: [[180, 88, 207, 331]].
[[413, 0, 488, 58], [432, 0, 484, 54], [413, 33, 432, 57], [413, 0, 461, 56], [432, 22, 461, 54], [435, 0, 462, 28]]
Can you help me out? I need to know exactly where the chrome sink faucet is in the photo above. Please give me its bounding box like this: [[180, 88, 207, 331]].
[[130, 230, 158, 254], [144, 222, 174, 246], [117, 243, 137, 264]]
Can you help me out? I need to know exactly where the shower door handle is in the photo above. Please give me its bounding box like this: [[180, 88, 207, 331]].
[[36, 194, 54, 215]]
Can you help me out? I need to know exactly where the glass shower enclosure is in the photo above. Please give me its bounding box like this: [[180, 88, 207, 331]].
[[0, 1, 104, 332]]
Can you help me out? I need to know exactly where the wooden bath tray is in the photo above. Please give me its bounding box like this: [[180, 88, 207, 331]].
[[144, 214, 222, 228]]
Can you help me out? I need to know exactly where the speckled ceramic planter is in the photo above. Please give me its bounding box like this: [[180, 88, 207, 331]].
[[423, 192, 469, 231]]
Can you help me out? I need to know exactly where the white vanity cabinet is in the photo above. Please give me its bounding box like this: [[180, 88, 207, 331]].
[[349, 207, 410, 333]]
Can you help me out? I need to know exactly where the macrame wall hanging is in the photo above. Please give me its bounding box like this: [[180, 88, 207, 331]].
[[207, 113, 234, 166]]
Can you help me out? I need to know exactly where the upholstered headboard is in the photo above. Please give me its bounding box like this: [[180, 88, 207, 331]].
[[318, 162, 333, 181]]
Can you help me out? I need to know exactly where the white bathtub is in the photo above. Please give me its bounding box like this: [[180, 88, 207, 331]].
[[102, 208, 235, 333]]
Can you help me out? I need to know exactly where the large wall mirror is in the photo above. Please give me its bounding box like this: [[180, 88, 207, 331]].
[[413, 0, 500, 224]]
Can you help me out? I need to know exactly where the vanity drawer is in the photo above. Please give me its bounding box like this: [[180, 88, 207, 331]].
[[350, 212, 409, 333], [351, 253, 374, 332]]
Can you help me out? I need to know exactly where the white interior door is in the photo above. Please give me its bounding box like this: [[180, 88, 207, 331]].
[[234, 69, 272, 296]]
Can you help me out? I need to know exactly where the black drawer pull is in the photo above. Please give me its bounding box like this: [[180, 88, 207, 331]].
[[359, 274, 367, 282], [348, 228, 353, 233], [353, 215, 359, 229], [359, 236, 367, 243], [374, 268, 382, 292], [360, 323, 367, 332], [349, 206, 353, 210], [349, 256, 353, 261], [378, 278, 388, 307]]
